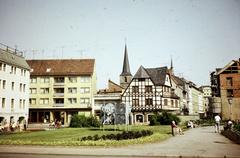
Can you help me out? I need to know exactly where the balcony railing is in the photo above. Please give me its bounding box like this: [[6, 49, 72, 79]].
[[53, 93, 64, 97], [53, 103, 64, 107]]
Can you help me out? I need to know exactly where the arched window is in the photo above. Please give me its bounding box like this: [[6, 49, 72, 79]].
[[125, 77, 127, 82]]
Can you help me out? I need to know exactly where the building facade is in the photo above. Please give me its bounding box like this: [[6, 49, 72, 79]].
[[0, 44, 30, 127], [27, 59, 96, 126], [122, 66, 180, 124], [210, 59, 240, 120], [94, 80, 124, 124]]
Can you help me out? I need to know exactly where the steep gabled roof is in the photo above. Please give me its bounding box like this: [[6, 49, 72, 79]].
[[98, 80, 123, 94], [171, 75, 185, 86], [146, 66, 168, 86], [216, 60, 240, 75], [27, 59, 95, 76], [134, 65, 150, 78], [133, 65, 168, 86]]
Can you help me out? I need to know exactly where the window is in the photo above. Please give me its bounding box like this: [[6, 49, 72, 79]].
[[40, 98, 49, 105], [31, 78, 37, 83], [80, 98, 90, 104], [11, 99, 14, 112], [138, 78, 145, 82], [14, 67, 16, 74], [227, 89, 234, 97], [11, 82, 14, 90], [80, 87, 90, 93], [68, 87, 77, 94], [10, 66, 14, 74], [0, 63, 2, 71], [132, 99, 139, 106], [23, 84, 26, 92], [69, 77, 77, 83], [30, 88, 37, 94], [164, 99, 168, 106], [124, 77, 127, 82], [19, 99, 22, 109], [145, 98, 153, 105], [40, 77, 50, 83], [80, 76, 90, 83], [68, 98, 77, 104], [20, 83, 22, 92], [175, 100, 178, 108], [2, 98, 5, 109], [3, 80, 6, 89], [24, 70, 26, 76], [226, 77, 233, 86], [132, 86, 139, 93], [29, 98, 36, 105], [54, 77, 64, 83], [3, 64, 6, 71], [145, 86, 152, 93], [23, 100, 25, 109], [171, 100, 174, 107], [21, 69, 23, 76], [40, 88, 49, 94]]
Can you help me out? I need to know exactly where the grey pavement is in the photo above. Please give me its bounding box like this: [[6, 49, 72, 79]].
[[0, 126, 240, 158]]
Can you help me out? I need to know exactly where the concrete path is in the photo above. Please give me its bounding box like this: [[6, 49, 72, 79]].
[[0, 126, 240, 158]]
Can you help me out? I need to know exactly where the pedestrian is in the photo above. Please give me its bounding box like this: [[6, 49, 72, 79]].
[[214, 114, 221, 133]]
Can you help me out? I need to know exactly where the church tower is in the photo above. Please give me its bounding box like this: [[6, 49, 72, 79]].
[[120, 44, 132, 89]]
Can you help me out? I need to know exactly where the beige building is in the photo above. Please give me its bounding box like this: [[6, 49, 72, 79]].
[[0, 44, 30, 127], [27, 59, 96, 126]]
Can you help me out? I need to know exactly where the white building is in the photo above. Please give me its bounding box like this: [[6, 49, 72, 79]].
[[0, 44, 30, 127]]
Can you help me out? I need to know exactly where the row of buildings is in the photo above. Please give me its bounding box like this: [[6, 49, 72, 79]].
[[1, 43, 239, 127]]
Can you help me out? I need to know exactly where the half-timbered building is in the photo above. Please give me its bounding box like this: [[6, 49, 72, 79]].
[[122, 65, 180, 124]]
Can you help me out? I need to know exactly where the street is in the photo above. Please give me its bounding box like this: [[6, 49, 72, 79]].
[[0, 126, 240, 158]]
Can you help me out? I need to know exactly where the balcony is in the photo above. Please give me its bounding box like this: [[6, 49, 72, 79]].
[[53, 103, 64, 107], [53, 93, 64, 97]]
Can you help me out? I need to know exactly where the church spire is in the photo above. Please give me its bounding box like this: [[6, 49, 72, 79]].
[[120, 44, 132, 76], [169, 56, 174, 75]]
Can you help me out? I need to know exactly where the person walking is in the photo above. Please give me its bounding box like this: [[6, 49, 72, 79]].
[[214, 114, 221, 133]]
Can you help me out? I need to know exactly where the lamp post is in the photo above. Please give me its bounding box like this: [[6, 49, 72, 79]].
[[228, 98, 233, 120]]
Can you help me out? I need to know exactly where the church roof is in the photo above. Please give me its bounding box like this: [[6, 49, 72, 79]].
[[120, 44, 132, 76]]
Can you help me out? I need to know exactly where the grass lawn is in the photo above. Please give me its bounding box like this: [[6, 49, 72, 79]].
[[0, 125, 172, 146]]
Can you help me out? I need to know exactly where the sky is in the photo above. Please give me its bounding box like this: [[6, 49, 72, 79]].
[[0, 0, 240, 89]]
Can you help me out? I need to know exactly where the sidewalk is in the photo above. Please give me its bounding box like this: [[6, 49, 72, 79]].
[[0, 126, 239, 158]]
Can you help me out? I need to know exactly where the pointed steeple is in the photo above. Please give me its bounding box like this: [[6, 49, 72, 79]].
[[120, 44, 132, 76], [169, 56, 174, 75]]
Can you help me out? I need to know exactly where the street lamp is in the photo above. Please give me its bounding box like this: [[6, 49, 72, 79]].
[[228, 98, 233, 120]]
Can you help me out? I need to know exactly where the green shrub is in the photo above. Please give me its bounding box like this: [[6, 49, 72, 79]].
[[234, 123, 240, 132], [149, 111, 181, 125], [70, 114, 100, 128], [80, 130, 153, 141]]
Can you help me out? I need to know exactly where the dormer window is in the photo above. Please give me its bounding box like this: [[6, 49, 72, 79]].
[[30, 68, 34, 72], [46, 68, 51, 72]]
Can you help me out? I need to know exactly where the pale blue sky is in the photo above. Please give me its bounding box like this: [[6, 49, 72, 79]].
[[0, 0, 240, 89]]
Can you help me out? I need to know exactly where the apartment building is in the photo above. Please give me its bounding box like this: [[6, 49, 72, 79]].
[[0, 44, 30, 126], [27, 59, 96, 126]]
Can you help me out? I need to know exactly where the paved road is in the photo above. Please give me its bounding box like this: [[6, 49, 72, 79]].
[[0, 126, 239, 158]]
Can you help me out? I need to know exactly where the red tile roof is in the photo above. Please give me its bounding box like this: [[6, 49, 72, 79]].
[[27, 59, 95, 76]]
